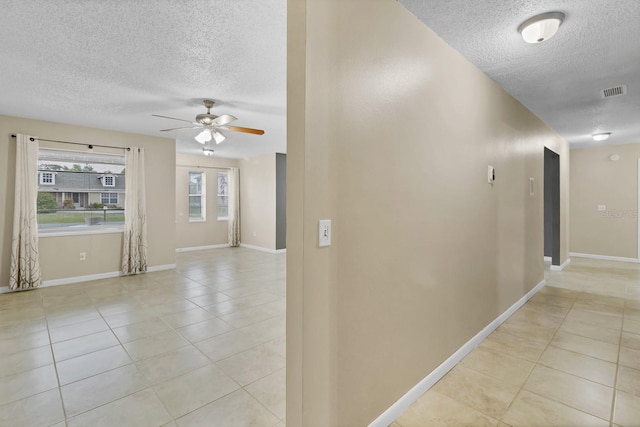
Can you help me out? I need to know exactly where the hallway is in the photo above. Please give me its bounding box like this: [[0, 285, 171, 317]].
[[394, 257, 640, 426]]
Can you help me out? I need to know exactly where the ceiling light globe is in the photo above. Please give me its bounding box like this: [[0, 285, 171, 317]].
[[592, 132, 611, 141], [518, 12, 565, 44], [195, 129, 212, 144]]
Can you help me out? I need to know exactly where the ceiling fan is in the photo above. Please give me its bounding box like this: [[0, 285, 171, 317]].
[[153, 99, 265, 144]]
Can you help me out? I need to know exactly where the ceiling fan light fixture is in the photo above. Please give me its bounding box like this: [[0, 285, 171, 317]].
[[518, 12, 565, 44], [592, 132, 611, 141], [195, 128, 212, 144], [212, 129, 226, 144], [202, 147, 215, 156]]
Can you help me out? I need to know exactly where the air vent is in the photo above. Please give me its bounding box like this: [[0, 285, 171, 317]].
[[601, 85, 627, 99]]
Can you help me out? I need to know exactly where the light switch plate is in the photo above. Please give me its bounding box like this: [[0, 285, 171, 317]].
[[319, 220, 331, 247], [597, 205, 606, 212]]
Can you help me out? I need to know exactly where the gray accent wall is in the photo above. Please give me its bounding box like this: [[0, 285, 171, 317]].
[[276, 153, 287, 250]]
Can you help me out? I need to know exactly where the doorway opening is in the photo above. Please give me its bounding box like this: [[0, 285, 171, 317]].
[[544, 147, 561, 267]]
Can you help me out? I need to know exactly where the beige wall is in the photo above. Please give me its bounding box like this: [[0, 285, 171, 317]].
[[287, 0, 570, 425], [0, 114, 176, 283], [570, 143, 640, 258], [175, 153, 238, 249], [240, 154, 277, 250]]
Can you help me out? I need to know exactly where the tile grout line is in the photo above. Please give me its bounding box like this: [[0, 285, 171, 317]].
[[498, 287, 579, 424], [609, 300, 627, 427], [41, 290, 71, 425]]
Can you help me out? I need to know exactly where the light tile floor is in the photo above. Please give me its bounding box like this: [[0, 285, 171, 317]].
[[393, 257, 640, 427], [0, 248, 286, 427]]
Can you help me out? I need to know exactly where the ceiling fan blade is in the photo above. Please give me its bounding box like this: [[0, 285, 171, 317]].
[[211, 114, 238, 126], [225, 126, 265, 135], [160, 126, 202, 132], [152, 114, 196, 124]]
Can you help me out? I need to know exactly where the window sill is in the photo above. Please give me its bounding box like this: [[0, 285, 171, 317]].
[[39, 226, 124, 238], [188, 218, 206, 223]]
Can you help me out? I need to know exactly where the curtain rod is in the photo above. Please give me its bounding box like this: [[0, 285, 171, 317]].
[[176, 164, 231, 171], [11, 134, 130, 151]]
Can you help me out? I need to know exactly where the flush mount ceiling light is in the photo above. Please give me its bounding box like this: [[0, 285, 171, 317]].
[[592, 132, 611, 141], [202, 147, 215, 156], [518, 12, 565, 43]]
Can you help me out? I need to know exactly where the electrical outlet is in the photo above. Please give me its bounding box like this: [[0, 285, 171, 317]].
[[79, 252, 86, 261]]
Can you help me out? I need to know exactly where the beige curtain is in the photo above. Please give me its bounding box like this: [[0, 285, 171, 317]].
[[9, 134, 42, 291], [228, 167, 240, 247], [121, 147, 147, 275]]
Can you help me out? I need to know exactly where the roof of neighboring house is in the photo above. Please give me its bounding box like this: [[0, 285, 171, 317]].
[[38, 171, 125, 192]]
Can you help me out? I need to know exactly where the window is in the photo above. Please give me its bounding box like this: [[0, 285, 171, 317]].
[[189, 171, 205, 221], [102, 175, 115, 187], [101, 193, 118, 204], [217, 172, 228, 220], [37, 149, 125, 234], [39, 172, 55, 185]]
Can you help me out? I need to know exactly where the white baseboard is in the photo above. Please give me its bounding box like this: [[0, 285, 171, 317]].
[[239, 243, 286, 254], [550, 258, 571, 271], [368, 278, 547, 427], [569, 252, 639, 264], [147, 264, 177, 272], [1, 263, 177, 293], [176, 244, 229, 253], [544, 256, 552, 262], [42, 271, 121, 287]]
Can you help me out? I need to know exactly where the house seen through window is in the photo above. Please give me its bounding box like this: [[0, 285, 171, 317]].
[[37, 149, 126, 233], [102, 175, 115, 187], [40, 171, 55, 185]]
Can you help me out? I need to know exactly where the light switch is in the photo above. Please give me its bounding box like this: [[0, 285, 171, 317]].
[[597, 205, 606, 212], [319, 220, 331, 247], [488, 166, 495, 184], [529, 177, 535, 195]]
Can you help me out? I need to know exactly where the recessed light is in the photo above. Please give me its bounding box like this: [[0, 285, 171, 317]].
[[518, 12, 565, 44], [592, 132, 611, 141]]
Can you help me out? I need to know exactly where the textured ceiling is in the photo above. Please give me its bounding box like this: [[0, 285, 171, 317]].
[[400, 0, 640, 148], [2, 1, 638, 156], [0, 0, 286, 158]]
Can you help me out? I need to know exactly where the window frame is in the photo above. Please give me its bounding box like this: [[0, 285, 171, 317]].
[[101, 192, 118, 205], [188, 171, 206, 222], [37, 148, 126, 236], [39, 171, 56, 185], [102, 175, 115, 187]]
